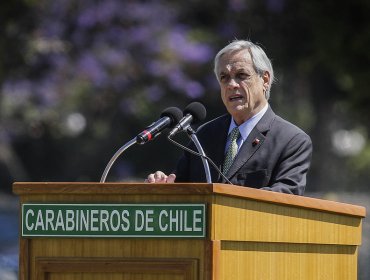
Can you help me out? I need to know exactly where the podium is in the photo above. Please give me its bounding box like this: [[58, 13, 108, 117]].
[[13, 182, 366, 280]]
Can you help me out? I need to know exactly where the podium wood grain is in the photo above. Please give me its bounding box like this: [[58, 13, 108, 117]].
[[13, 182, 366, 280]]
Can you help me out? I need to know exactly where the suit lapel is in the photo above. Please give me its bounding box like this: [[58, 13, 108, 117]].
[[225, 106, 276, 178]]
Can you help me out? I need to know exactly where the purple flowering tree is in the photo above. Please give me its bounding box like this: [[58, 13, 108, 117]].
[[0, 0, 217, 184], [1, 0, 370, 191]]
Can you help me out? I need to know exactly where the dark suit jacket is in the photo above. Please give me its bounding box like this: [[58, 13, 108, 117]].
[[174, 106, 312, 195]]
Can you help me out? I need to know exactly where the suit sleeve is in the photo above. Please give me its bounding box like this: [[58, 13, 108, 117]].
[[173, 140, 196, 182], [174, 152, 191, 182], [260, 132, 313, 195]]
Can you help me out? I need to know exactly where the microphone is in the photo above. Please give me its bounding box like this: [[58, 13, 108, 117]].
[[136, 107, 183, 145], [168, 102, 206, 137], [101, 107, 182, 182]]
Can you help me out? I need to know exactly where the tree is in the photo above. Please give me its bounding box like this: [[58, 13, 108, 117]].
[[1, 0, 370, 193]]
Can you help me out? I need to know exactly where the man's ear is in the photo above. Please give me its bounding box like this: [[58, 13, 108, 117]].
[[262, 71, 270, 90]]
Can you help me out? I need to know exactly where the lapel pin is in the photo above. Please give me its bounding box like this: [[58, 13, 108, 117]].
[[252, 138, 260, 146]]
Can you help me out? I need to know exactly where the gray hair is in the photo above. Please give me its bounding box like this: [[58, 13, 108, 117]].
[[214, 40, 274, 99]]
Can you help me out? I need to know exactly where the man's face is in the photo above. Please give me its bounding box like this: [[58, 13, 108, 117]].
[[217, 49, 269, 125]]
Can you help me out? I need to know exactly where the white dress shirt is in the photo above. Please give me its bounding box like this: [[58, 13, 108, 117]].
[[225, 104, 269, 153]]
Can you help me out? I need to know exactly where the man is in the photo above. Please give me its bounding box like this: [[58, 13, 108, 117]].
[[146, 40, 312, 195]]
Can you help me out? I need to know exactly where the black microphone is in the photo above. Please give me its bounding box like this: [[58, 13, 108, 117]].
[[168, 102, 206, 137], [136, 107, 183, 145]]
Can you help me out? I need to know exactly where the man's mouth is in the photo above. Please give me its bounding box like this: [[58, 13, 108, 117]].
[[229, 95, 243, 101]]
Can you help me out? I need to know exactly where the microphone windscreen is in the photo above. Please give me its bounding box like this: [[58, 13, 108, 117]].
[[183, 102, 207, 124], [160, 107, 183, 127]]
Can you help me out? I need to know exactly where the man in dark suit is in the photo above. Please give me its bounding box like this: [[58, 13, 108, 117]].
[[146, 40, 312, 195]]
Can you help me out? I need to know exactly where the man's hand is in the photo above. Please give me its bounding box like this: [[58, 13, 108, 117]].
[[145, 171, 176, 183]]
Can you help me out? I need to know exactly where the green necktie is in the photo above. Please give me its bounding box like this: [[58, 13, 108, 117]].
[[223, 127, 240, 174]]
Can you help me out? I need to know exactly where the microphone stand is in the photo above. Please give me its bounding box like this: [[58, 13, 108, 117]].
[[167, 135, 232, 184], [100, 138, 137, 183], [185, 127, 212, 183]]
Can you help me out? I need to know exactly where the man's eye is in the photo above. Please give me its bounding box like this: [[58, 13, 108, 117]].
[[237, 73, 249, 79], [220, 75, 228, 82]]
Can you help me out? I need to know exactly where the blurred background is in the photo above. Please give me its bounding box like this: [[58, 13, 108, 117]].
[[0, 0, 369, 278]]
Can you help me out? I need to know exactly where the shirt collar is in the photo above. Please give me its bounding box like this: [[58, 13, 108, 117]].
[[228, 104, 268, 141]]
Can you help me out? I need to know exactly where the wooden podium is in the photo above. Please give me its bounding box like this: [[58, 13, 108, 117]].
[[13, 182, 366, 280]]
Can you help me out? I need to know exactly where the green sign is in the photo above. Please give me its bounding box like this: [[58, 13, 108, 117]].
[[22, 203, 206, 238]]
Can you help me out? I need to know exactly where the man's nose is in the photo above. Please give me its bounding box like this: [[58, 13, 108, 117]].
[[227, 78, 239, 89]]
